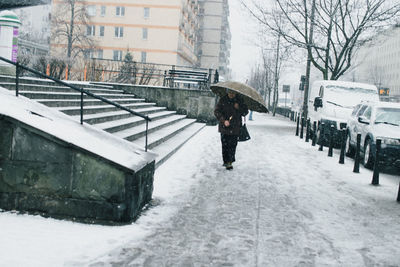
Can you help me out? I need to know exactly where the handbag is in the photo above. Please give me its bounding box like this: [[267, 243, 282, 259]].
[[238, 117, 251, 142]]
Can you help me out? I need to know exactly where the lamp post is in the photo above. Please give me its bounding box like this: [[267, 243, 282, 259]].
[[302, 0, 316, 120]]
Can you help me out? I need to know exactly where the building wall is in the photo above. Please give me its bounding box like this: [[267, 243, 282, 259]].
[[197, 0, 231, 79], [50, 0, 199, 67], [348, 26, 400, 97]]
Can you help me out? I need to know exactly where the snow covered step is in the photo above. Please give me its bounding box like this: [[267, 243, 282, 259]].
[[19, 91, 136, 100], [74, 106, 167, 124], [0, 75, 115, 89], [152, 122, 206, 168], [0, 82, 125, 94], [96, 110, 177, 133], [130, 118, 198, 151], [56, 102, 156, 115], [36, 97, 145, 107], [114, 114, 188, 141]]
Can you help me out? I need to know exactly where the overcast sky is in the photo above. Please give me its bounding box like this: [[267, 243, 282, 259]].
[[228, 0, 261, 82]]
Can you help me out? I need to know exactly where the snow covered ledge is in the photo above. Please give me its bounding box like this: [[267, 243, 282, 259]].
[[0, 87, 156, 224]]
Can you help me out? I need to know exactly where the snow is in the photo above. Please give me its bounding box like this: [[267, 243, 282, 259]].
[[1, 111, 400, 266], [0, 87, 156, 171]]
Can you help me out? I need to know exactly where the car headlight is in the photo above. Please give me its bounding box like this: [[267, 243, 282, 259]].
[[379, 137, 400, 145], [321, 119, 337, 129]]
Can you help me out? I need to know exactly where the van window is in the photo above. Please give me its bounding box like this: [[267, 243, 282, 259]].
[[319, 86, 324, 97], [364, 107, 372, 119], [351, 104, 361, 116], [357, 105, 368, 116]]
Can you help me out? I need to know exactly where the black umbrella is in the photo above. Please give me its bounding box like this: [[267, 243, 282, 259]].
[[211, 81, 269, 113]]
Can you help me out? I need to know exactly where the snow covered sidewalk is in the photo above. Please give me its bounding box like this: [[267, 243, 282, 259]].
[[1, 113, 400, 266]]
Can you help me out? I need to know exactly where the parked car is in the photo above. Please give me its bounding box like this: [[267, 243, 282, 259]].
[[277, 97, 292, 108], [308, 80, 379, 147], [346, 101, 400, 169]]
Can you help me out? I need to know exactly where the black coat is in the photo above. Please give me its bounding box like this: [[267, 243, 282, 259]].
[[214, 95, 249, 135]]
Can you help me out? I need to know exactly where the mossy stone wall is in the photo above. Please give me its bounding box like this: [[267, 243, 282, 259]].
[[0, 116, 154, 224]]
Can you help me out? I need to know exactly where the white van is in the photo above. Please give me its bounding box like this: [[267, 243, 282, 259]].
[[308, 80, 379, 146]]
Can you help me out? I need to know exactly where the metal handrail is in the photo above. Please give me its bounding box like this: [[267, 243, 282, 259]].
[[0, 56, 151, 151]]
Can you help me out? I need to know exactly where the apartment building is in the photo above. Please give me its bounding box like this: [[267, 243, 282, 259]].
[[197, 0, 231, 79], [50, 0, 200, 67], [348, 25, 400, 98]]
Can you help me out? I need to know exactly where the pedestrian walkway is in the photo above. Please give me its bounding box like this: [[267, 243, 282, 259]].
[[82, 113, 400, 266]]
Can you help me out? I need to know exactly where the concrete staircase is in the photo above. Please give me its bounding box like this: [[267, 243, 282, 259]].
[[0, 75, 206, 168]]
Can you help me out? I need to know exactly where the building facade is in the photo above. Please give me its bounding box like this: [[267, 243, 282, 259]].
[[50, 0, 200, 67], [197, 0, 231, 79], [348, 26, 400, 98]]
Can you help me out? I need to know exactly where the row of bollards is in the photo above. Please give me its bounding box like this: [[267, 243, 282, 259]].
[[294, 115, 400, 202]]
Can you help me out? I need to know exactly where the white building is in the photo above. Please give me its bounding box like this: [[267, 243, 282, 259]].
[[197, 0, 231, 79], [347, 26, 400, 99]]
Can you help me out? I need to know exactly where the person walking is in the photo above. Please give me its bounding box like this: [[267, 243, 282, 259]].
[[214, 90, 249, 170]]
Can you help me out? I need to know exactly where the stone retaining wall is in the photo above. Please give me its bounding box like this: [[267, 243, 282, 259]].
[[0, 116, 154, 224], [95, 83, 218, 125]]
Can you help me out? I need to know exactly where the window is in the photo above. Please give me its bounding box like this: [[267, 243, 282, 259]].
[[116, 6, 125, 16], [83, 49, 94, 59], [113, 50, 122, 61], [357, 105, 368, 116], [86, 25, 95, 36], [351, 104, 361, 116], [142, 28, 148, 40], [319, 86, 324, 97], [144, 7, 150, 18], [364, 107, 372, 119], [87, 5, 96, 16], [101, 6, 106, 16], [141, 51, 147, 63], [114, 27, 123, 38], [99, 26, 105, 37], [97, 50, 103, 59]]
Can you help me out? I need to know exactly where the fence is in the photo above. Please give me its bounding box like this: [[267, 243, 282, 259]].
[[16, 54, 218, 89], [77, 58, 217, 89]]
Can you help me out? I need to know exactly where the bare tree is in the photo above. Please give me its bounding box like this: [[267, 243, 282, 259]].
[[50, 0, 95, 61], [241, 0, 400, 80], [248, 64, 266, 97], [117, 52, 138, 84], [137, 64, 157, 85], [260, 50, 274, 108], [32, 55, 68, 79], [367, 65, 387, 88]]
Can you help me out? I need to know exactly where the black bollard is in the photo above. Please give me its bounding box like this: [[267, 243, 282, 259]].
[[397, 182, 400, 202], [305, 119, 310, 142], [300, 117, 304, 139], [295, 115, 300, 136], [371, 139, 381, 185], [328, 125, 334, 157], [353, 133, 361, 173], [318, 123, 325, 151], [312, 121, 317, 146], [339, 130, 346, 164]]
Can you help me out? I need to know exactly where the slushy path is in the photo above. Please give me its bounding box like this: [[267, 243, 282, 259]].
[[86, 113, 400, 267]]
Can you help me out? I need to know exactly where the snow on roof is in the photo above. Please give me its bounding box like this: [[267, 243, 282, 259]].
[[313, 80, 378, 91], [0, 87, 156, 171]]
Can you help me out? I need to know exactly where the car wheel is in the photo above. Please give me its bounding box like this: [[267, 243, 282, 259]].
[[345, 132, 355, 157], [363, 138, 374, 169]]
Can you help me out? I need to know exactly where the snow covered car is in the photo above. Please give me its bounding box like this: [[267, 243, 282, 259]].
[[346, 101, 400, 169], [308, 80, 379, 147]]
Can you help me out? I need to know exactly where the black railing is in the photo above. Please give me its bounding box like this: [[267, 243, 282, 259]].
[[0, 56, 151, 152]]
